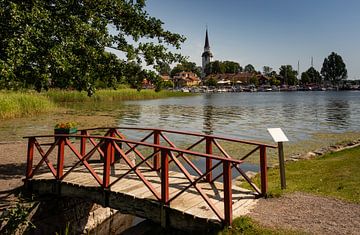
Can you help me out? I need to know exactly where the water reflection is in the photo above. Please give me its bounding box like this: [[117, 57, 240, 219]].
[[0, 91, 359, 142], [326, 99, 350, 128], [203, 105, 215, 135]]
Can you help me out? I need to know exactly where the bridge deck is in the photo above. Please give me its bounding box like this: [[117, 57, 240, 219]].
[[28, 163, 258, 230]]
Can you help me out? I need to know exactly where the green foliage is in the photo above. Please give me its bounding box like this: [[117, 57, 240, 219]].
[[244, 64, 256, 73], [55, 222, 70, 235], [301, 67, 321, 85], [54, 121, 77, 129], [222, 61, 242, 73], [0, 89, 193, 119], [205, 60, 241, 75], [0, 0, 185, 94], [205, 77, 218, 87], [263, 66, 273, 76], [156, 62, 171, 76], [0, 203, 35, 235], [321, 52, 347, 86], [44, 89, 193, 102], [0, 91, 55, 119], [300, 72, 310, 85], [270, 78, 281, 86], [279, 65, 298, 85], [170, 60, 201, 77], [219, 216, 300, 235], [249, 76, 259, 86], [162, 80, 174, 89]]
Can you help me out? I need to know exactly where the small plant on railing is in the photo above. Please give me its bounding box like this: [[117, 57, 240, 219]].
[[54, 122, 78, 129], [54, 122, 78, 133]]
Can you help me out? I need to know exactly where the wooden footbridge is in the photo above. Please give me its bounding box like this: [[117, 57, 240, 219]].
[[23, 127, 277, 231]]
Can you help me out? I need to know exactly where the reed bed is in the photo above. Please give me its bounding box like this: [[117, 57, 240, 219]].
[[0, 89, 192, 119], [0, 92, 55, 119], [45, 89, 193, 103]]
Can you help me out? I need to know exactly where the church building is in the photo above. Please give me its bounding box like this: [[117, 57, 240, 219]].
[[201, 29, 213, 78]]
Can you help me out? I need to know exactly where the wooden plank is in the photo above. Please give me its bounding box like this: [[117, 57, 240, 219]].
[[33, 172, 53, 180], [29, 166, 258, 224], [135, 171, 189, 199], [111, 178, 149, 192], [61, 173, 89, 184], [65, 173, 97, 185], [232, 198, 257, 217], [171, 191, 205, 211]]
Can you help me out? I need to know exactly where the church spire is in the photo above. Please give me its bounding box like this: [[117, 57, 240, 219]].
[[204, 29, 210, 50], [201, 28, 213, 78]]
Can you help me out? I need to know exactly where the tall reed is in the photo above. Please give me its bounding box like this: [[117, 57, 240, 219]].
[[45, 89, 193, 103], [0, 92, 55, 119]]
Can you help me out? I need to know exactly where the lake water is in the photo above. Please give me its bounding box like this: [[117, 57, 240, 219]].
[[114, 91, 360, 142], [1, 91, 359, 144], [2, 91, 359, 233]]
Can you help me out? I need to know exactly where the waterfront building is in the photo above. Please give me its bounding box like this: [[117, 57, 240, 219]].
[[172, 71, 201, 87]]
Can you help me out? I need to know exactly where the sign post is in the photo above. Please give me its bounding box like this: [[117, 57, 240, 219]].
[[267, 128, 289, 189]]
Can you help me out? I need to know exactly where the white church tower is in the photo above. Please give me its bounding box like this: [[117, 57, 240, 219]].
[[201, 29, 213, 78]]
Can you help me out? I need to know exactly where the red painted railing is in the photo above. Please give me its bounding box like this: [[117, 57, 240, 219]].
[[24, 127, 276, 226]]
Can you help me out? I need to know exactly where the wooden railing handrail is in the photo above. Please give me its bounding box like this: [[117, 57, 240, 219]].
[[76, 127, 278, 148], [25, 127, 273, 227], [23, 134, 244, 164]]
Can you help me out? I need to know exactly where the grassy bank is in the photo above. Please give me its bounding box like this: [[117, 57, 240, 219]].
[[224, 146, 360, 235], [0, 89, 193, 119], [219, 216, 303, 235], [251, 146, 360, 203], [0, 92, 55, 119], [44, 89, 193, 102]]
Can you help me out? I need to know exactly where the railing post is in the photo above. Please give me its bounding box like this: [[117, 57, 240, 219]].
[[260, 145, 268, 196], [26, 137, 35, 179], [206, 137, 213, 182], [57, 137, 65, 180], [223, 160, 232, 226], [103, 139, 111, 188], [153, 130, 160, 171], [161, 149, 169, 205], [80, 130, 87, 157], [109, 129, 116, 165]]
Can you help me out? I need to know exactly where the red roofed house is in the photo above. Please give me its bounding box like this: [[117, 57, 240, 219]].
[[172, 71, 201, 87]]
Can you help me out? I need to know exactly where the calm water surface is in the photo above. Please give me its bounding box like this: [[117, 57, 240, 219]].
[[0, 91, 359, 142], [115, 91, 360, 142]]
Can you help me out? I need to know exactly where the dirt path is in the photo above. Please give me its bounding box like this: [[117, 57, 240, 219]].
[[0, 141, 27, 193], [249, 192, 360, 234]]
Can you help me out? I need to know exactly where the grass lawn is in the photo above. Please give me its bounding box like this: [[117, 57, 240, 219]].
[[221, 145, 360, 235], [218, 216, 305, 235], [254, 145, 360, 203]]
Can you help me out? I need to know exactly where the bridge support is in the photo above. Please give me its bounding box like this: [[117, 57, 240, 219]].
[[19, 193, 135, 234]]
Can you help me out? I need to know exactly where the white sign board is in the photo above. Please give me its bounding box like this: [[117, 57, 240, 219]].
[[267, 128, 289, 142]]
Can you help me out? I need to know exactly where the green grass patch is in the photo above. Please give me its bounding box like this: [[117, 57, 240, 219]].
[[250, 146, 360, 203], [0, 89, 193, 119], [218, 216, 304, 235], [0, 92, 56, 119], [44, 89, 194, 102]]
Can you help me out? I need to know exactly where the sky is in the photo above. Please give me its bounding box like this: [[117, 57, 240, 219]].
[[143, 0, 360, 79]]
